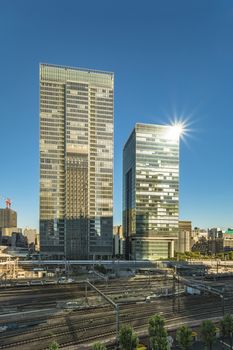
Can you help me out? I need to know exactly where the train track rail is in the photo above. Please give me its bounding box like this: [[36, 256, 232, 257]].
[[0, 302, 230, 350], [0, 275, 232, 350], [0, 282, 173, 306], [0, 298, 218, 339], [0, 296, 228, 350], [0, 294, 217, 326]]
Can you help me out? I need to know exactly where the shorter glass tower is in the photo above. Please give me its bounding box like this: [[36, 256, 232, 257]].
[[123, 123, 179, 260]]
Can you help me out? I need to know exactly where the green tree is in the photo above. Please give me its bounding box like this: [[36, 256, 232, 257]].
[[119, 324, 139, 350], [200, 320, 216, 350], [220, 313, 233, 348], [148, 314, 168, 350], [49, 341, 59, 350], [92, 342, 107, 350], [176, 325, 193, 350]]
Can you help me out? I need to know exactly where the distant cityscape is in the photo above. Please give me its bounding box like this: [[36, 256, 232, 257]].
[[1, 203, 233, 262]]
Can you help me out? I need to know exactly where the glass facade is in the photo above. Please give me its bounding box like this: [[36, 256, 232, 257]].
[[40, 64, 114, 259], [123, 123, 179, 260]]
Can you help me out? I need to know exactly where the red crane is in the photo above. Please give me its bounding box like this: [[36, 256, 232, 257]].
[[5, 198, 11, 209], [0, 196, 12, 209]]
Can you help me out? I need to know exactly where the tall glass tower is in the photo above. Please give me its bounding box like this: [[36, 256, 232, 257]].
[[123, 123, 179, 260], [40, 64, 114, 259]]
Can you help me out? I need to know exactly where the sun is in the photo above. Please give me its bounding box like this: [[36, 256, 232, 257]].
[[166, 122, 185, 140], [171, 123, 184, 137]]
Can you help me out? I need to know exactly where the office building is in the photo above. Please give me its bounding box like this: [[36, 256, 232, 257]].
[[0, 227, 21, 246], [113, 225, 123, 239], [1, 227, 22, 237], [113, 234, 124, 257], [175, 220, 192, 253], [23, 228, 38, 245], [40, 63, 114, 259], [113, 225, 124, 257], [23, 228, 39, 250], [222, 232, 233, 251], [0, 208, 17, 229], [123, 123, 179, 260], [207, 229, 233, 254], [208, 227, 223, 239]]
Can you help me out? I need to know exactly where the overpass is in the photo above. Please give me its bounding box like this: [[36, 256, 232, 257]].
[[18, 259, 158, 269]]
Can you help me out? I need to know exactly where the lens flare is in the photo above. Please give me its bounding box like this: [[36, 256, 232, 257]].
[[166, 122, 185, 140]]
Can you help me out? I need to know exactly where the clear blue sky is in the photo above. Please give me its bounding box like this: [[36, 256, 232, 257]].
[[0, 0, 233, 230]]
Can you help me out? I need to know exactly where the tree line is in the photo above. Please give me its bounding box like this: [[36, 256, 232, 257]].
[[90, 313, 233, 350]]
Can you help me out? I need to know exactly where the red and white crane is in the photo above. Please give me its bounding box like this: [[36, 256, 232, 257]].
[[0, 195, 12, 209]]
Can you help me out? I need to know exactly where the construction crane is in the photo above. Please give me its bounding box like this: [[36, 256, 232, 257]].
[[0, 195, 12, 209], [5, 198, 11, 208]]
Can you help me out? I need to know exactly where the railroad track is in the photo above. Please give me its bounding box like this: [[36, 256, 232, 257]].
[[0, 303, 230, 350], [50, 305, 233, 350], [0, 294, 218, 326], [0, 286, 176, 313], [0, 282, 172, 301], [0, 296, 228, 349], [0, 282, 170, 297]]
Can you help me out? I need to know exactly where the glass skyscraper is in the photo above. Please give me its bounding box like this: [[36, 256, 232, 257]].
[[123, 123, 179, 260], [40, 64, 114, 259]]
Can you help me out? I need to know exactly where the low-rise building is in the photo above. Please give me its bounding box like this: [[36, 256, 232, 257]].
[[192, 228, 233, 255], [222, 229, 233, 251]]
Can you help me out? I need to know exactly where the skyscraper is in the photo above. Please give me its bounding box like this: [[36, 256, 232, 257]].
[[40, 64, 114, 259], [123, 123, 179, 260]]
